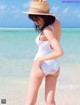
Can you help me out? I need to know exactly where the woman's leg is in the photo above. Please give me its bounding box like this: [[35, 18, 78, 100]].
[[25, 63, 45, 105], [45, 69, 60, 105]]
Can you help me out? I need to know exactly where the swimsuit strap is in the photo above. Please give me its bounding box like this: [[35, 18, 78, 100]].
[[39, 25, 54, 37], [49, 25, 54, 32]]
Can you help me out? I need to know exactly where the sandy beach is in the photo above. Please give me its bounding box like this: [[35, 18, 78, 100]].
[[0, 79, 80, 105], [0, 64, 80, 105]]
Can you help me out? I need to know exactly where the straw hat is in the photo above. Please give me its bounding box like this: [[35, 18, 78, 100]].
[[22, 1, 56, 17]]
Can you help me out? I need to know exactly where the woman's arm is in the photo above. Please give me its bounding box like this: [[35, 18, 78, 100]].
[[37, 26, 64, 62]]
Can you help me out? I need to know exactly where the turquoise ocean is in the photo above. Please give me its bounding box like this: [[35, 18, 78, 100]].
[[0, 28, 80, 85]]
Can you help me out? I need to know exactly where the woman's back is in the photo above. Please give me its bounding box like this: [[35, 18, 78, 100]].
[[51, 17, 61, 43], [39, 17, 61, 43]]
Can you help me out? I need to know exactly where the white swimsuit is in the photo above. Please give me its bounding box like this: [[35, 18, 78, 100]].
[[34, 25, 60, 75]]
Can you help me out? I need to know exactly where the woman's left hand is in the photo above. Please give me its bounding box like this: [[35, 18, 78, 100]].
[[34, 57, 42, 66]]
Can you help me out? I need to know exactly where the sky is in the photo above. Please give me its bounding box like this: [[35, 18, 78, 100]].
[[0, 0, 80, 28]]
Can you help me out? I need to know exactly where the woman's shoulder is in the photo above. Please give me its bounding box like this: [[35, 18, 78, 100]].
[[42, 17, 61, 34], [42, 25, 53, 34], [55, 17, 61, 28]]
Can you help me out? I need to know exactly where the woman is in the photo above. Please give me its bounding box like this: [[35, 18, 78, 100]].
[[23, 1, 63, 105]]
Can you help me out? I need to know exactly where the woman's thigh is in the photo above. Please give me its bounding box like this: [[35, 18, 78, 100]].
[[45, 69, 60, 103], [28, 61, 45, 89], [29, 63, 45, 88], [31, 62, 45, 78], [25, 63, 45, 104]]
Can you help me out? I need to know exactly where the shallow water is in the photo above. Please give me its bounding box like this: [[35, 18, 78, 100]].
[[0, 28, 80, 81]]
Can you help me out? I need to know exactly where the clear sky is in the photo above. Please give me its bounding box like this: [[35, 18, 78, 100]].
[[0, 0, 80, 28]]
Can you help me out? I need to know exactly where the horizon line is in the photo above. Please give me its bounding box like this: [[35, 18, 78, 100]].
[[0, 27, 80, 29]]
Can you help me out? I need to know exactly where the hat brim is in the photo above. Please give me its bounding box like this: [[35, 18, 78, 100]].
[[22, 12, 56, 17]]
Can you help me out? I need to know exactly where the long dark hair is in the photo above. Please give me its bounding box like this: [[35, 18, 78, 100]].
[[28, 14, 55, 32]]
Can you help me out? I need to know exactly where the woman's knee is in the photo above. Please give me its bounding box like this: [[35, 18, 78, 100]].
[[45, 99, 55, 105], [46, 100, 55, 105], [45, 92, 56, 105]]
